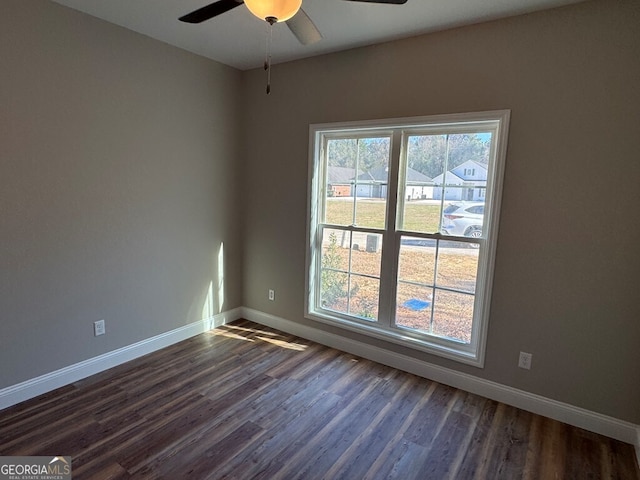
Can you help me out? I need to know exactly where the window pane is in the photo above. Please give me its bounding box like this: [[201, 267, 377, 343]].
[[325, 139, 357, 225], [436, 132, 491, 237], [354, 138, 390, 229], [433, 132, 491, 208], [395, 283, 433, 331], [320, 228, 351, 313], [395, 237, 480, 338], [321, 228, 382, 320], [435, 240, 479, 293], [320, 271, 349, 313], [325, 197, 352, 226], [431, 290, 474, 344], [441, 201, 485, 239], [321, 229, 351, 272], [398, 236, 436, 285], [401, 132, 492, 235], [401, 202, 442, 233], [406, 134, 447, 186], [354, 198, 386, 229], [401, 135, 446, 233], [349, 275, 379, 321], [350, 232, 382, 277], [324, 137, 390, 229]]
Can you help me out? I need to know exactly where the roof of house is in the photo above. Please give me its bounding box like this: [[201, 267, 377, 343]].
[[355, 165, 432, 183], [328, 165, 433, 185], [327, 166, 358, 184], [432, 171, 465, 184]]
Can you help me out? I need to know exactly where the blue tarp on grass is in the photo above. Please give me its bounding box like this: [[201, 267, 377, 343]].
[[403, 299, 431, 311]]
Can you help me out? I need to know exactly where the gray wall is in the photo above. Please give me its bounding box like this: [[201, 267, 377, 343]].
[[241, 0, 640, 423], [0, 1, 242, 387]]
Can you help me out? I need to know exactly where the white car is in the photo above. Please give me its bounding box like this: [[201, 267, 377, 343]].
[[442, 202, 484, 239]]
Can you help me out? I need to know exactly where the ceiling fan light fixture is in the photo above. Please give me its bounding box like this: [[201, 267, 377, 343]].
[[244, 0, 302, 22]]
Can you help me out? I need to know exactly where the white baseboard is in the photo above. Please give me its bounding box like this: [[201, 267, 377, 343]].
[[241, 307, 640, 451], [2, 306, 638, 465], [0, 308, 242, 411]]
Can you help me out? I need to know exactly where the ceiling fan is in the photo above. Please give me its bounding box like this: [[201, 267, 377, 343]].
[[179, 0, 408, 46]]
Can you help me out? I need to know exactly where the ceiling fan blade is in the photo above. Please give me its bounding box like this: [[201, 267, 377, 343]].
[[179, 0, 244, 24], [344, 0, 408, 4], [286, 8, 323, 45]]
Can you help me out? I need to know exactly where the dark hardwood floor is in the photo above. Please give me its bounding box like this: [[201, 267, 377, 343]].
[[1, 319, 638, 479]]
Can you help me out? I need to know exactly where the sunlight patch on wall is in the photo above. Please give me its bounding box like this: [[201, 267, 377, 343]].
[[202, 281, 214, 324], [201, 242, 226, 325], [217, 242, 225, 314]]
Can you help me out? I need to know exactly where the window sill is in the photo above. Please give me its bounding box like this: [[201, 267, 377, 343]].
[[306, 309, 484, 368]]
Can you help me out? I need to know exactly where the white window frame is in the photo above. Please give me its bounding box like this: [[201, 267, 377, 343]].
[[305, 111, 510, 367]]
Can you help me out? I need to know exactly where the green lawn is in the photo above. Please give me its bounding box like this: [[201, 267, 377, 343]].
[[325, 198, 441, 232]]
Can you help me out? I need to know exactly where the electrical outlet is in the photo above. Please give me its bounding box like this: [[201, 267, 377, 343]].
[[518, 351, 532, 370], [268, 289, 275, 301], [94, 319, 106, 336]]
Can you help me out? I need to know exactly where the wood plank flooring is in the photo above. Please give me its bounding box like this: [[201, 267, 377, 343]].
[[1, 319, 638, 479]]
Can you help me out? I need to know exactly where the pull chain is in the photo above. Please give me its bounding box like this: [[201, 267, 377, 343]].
[[264, 18, 275, 95]]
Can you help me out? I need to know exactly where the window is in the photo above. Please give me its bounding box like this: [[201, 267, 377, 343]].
[[306, 111, 510, 366]]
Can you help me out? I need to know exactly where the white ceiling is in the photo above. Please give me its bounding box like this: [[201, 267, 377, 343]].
[[51, 0, 585, 71]]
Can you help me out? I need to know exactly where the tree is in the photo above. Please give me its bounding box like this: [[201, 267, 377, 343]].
[[407, 133, 490, 179], [321, 232, 347, 308], [327, 137, 390, 173], [326, 134, 489, 182]]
